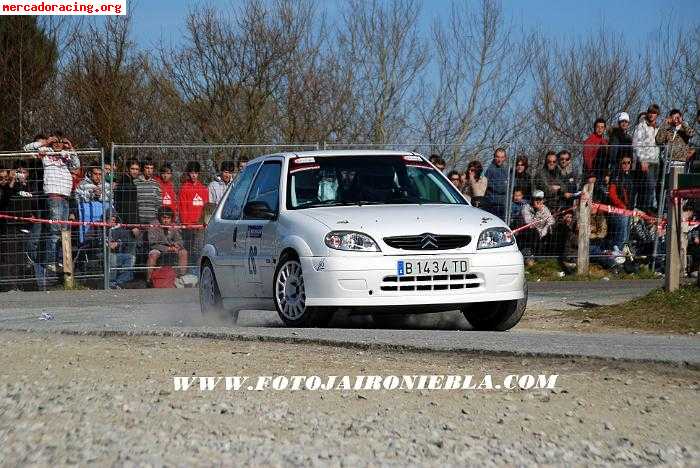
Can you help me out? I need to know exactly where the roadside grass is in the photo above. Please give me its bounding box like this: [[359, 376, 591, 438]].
[[561, 285, 700, 334], [525, 259, 658, 282]]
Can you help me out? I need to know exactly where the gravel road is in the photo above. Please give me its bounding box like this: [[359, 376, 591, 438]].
[[1, 331, 697, 466], [1, 280, 698, 365]]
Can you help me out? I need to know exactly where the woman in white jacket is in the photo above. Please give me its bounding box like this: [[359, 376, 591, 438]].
[[632, 104, 660, 209]]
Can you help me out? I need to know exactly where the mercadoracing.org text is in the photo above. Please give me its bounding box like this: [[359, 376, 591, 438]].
[[1, 0, 125, 15], [173, 374, 560, 392]]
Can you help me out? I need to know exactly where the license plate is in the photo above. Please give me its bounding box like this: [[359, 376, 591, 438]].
[[397, 258, 469, 276]]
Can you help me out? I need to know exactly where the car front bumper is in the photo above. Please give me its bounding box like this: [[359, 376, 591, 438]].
[[300, 251, 525, 307]]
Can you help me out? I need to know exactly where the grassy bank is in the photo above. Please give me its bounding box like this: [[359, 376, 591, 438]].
[[525, 259, 658, 282], [561, 286, 700, 334]]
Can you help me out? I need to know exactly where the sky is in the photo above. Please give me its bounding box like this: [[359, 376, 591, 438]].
[[126, 0, 700, 52]]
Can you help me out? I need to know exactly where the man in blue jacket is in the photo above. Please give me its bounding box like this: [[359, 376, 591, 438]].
[[483, 148, 509, 220]]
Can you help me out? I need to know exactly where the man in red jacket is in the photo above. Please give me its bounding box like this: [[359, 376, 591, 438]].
[[583, 117, 608, 175], [155, 162, 178, 221], [178, 161, 208, 272]]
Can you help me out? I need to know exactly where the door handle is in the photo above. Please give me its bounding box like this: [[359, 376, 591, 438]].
[[232, 226, 238, 244]]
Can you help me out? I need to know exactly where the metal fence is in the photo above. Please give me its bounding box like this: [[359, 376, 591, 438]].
[[0, 142, 698, 290]]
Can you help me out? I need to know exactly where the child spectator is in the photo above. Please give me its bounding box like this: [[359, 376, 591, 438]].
[[519, 190, 555, 256], [462, 160, 487, 207], [146, 207, 187, 284], [509, 188, 529, 230], [75, 163, 112, 243]]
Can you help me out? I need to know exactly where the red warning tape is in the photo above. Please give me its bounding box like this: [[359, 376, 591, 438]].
[[671, 188, 700, 199], [0, 213, 205, 230]]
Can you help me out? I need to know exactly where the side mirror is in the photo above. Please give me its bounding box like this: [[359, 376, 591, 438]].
[[243, 200, 276, 220]]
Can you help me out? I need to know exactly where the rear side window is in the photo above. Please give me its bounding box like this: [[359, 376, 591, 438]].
[[244, 161, 282, 217], [221, 162, 260, 220]]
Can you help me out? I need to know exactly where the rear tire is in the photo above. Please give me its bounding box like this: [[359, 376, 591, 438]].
[[199, 261, 236, 323], [274, 253, 332, 327], [462, 283, 527, 331]]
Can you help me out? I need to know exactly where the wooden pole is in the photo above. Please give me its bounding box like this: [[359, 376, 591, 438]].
[[577, 196, 591, 276], [61, 229, 75, 289], [664, 165, 681, 292]]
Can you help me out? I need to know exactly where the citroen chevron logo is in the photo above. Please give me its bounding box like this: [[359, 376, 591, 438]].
[[420, 233, 438, 249]]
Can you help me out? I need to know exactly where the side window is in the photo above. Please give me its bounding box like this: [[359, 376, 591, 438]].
[[244, 161, 282, 218], [221, 162, 260, 220]]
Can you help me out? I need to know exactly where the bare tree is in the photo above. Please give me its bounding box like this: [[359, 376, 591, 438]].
[[157, 0, 316, 144], [336, 0, 428, 144], [53, 16, 161, 148], [649, 21, 699, 121], [0, 17, 58, 150], [419, 0, 531, 167], [529, 28, 650, 149]]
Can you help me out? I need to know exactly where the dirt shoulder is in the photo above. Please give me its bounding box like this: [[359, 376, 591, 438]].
[[521, 286, 700, 335], [0, 331, 698, 466]]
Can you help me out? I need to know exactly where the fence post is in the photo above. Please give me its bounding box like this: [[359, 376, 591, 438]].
[[577, 196, 591, 276], [101, 148, 109, 290], [504, 147, 516, 226], [664, 164, 682, 292], [61, 230, 75, 289], [107, 143, 116, 290], [651, 158, 669, 272]]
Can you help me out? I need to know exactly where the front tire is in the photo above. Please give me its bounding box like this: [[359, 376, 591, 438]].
[[274, 254, 332, 327], [462, 283, 527, 331], [200, 261, 236, 322]]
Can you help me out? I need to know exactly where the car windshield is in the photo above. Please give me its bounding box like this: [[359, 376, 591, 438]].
[[286, 155, 466, 209]]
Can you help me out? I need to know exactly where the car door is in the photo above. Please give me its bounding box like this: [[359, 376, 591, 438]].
[[211, 162, 260, 298], [240, 160, 282, 298]]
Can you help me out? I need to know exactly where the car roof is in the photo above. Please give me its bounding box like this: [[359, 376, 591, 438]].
[[246, 149, 424, 164]]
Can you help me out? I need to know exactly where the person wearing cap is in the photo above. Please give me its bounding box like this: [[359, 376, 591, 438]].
[[607, 112, 633, 175], [519, 189, 555, 256], [633, 104, 661, 209]]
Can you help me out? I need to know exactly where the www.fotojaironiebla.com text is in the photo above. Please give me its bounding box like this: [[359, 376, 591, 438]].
[[174, 374, 560, 392]]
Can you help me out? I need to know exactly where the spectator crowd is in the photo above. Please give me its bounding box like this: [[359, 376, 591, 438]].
[[1, 107, 699, 290], [439, 107, 700, 277], [0, 131, 244, 289]]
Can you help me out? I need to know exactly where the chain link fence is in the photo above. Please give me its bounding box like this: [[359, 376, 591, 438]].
[[1, 142, 698, 290]]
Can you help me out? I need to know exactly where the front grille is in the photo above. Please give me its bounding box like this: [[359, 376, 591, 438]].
[[380, 273, 482, 292], [383, 233, 471, 251]]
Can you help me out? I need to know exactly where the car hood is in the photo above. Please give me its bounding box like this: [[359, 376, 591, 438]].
[[296, 204, 505, 238]]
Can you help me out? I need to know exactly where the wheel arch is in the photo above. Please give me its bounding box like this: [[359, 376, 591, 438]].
[[278, 234, 314, 258], [200, 243, 217, 268]]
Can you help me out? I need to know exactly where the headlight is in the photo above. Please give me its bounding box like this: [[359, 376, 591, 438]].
[[324, 231, 380, 252], [477, 227, 515, 249]]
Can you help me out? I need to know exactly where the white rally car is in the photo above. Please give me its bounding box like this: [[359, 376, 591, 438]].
[[199, 150, 526, 330]]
